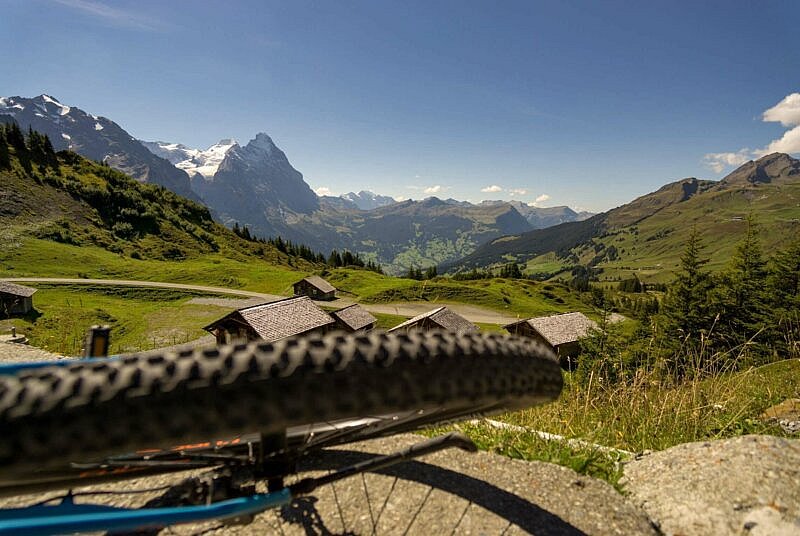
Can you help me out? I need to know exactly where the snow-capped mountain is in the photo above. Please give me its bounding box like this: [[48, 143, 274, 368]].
[[187, 133, 319, 237], [340, 190, 396, 210], [141, 139, 238, 179], [0, 95, 198, 201]]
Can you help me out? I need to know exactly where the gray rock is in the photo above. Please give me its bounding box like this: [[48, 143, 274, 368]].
[[621, 435, 800, 536]]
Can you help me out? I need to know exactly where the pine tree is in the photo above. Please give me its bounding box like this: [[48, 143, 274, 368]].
[[0, 130, 9, 169], [766, 239, 800, 354], [660, 227, 714, 342], [710, 215, 768, 349]]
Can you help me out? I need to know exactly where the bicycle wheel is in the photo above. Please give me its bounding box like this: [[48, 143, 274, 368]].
[[0, 330, 562, 479]]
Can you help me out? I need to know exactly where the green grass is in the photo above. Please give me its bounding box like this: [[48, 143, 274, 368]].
[[0, 238, 307, 295], [425, 358, 798, 490], [0, 285, 234, 355], [371, 312, 408, 330], [501, 358, 799, 453], [327, 269, 593, 318]]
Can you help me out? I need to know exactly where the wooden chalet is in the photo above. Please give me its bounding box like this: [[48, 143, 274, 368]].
[[293, 275, 336, 301], [388, 306, 478, 334], [504, 312, 598, 368], [0, 281, 37, 315], [203, 296, 335, 345], [330, 304, 377, 333]]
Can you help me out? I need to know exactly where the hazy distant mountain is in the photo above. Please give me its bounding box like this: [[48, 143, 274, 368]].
[[0, 95, 198, 201], [452, 153, 800, 278], [479, 200, 594, 228], [341, 190, 396, 210]]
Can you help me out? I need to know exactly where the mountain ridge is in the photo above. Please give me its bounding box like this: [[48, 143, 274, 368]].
[[451, 153, 800, 279], [0, 95, 199, 201]]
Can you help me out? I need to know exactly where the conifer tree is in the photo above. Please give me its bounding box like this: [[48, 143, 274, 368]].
[[710, 215, 768, 349], [660, 227, 714, 342]]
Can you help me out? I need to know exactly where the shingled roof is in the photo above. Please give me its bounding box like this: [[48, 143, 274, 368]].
[[505, 312, 598, 347], [204, 296, 335, 343], [0, 281, 37, 298], [331, 304, 377, 331], [298, 275, 336, 294], [388, 306, 478, 334]]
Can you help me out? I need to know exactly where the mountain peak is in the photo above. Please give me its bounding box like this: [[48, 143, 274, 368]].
[[720, 152, 800, 187], [340, 190, 397, 210]]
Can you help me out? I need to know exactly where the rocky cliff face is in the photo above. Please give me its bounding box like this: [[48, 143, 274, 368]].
[[189, 133, 319, 236], [717, 152, 800, 187], [0, 95, 198, 201]]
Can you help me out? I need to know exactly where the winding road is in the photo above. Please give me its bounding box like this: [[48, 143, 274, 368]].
[[1, 277, 519, 325]]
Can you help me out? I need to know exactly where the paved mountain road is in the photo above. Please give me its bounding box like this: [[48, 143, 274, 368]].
[[1, 277, 519, 325]]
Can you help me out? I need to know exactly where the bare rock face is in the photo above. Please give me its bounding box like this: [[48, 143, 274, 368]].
[[621, 435, 800, 536]]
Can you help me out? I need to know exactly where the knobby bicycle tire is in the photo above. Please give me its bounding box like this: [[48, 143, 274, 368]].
[[0, 330, 562, 478]]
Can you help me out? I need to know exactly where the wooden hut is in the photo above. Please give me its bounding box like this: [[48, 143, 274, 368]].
[[504, 312, 597, 368], [330, 304, 377, 333], [203, 296, 335, 345], [388, 306, 478, 334], [293, 276, 336, 301], [0, 282, 37, 315]]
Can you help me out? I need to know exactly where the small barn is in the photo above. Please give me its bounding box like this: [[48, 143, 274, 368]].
[[388, 306, 478, 334], [331, 304, 377, 333], [0, 282, 37, 315], [293, 276, 336, 301], [504, 312, 598, 368], [203, 296, 335, 345]]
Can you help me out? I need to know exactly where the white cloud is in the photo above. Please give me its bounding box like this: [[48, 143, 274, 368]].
[[529, 194, 550, 207], [423, 185, 443, 194], [759, 126, 800, 155], [703, 150, 751, 173], [53, 0, 168, 31], [763, 93, 800, 127], [705, 92, 800, 173], [314, 186, 332, 196], [481, 185, 503, 193], [395, 196, 407, 202], [509, 188, 527, 197]]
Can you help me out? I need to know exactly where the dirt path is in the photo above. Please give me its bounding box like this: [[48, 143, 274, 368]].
[[1, 277, 283, 301], [2, 278, 517, 325]]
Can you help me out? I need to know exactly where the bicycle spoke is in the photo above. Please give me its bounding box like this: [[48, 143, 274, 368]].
[[450, 500, 471, 536], [402, 485, 434, 535], [374, 475, 398, 530], [330, 480, 347, 534], [360, 471, 377, 535]]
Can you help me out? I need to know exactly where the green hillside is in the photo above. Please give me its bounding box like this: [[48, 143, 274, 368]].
[[454, 153, 800, 283], [0, 123, 315, 292]]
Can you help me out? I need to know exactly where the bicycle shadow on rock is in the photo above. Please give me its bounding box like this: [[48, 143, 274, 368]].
[[292, 448, 583, 536]]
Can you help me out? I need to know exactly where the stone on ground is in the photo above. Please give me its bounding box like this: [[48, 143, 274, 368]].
[[621, 435, 800, 536]]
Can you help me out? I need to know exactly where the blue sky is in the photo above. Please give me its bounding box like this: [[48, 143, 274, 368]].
[[2, 0, 799, 211]]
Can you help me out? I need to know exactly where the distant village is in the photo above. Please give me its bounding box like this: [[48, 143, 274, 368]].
[[1, 276, 597, 368]]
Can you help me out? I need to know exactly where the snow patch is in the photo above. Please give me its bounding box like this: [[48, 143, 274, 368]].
[[142, 138, 238, 178], [41, 94, 71, 116], [61, 133, 71, 140], [94, 122, 103, 131]]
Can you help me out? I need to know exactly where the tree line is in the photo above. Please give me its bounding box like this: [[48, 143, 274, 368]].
[[579, 216, 800, 382], [233, 224, 383, 274]]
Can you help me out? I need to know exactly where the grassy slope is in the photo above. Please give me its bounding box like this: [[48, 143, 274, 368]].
[[0, 285, 233, 355], [0, 237, 305, 295], [456, 170, 800, 283], [326, 268, 594, 318], [585, 180, 800, 282]]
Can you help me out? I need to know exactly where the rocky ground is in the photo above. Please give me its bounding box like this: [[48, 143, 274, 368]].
[[0, 341, 797, 535]]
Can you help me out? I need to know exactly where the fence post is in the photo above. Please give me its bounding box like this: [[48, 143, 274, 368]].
[[84, 325, 111, 357]]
